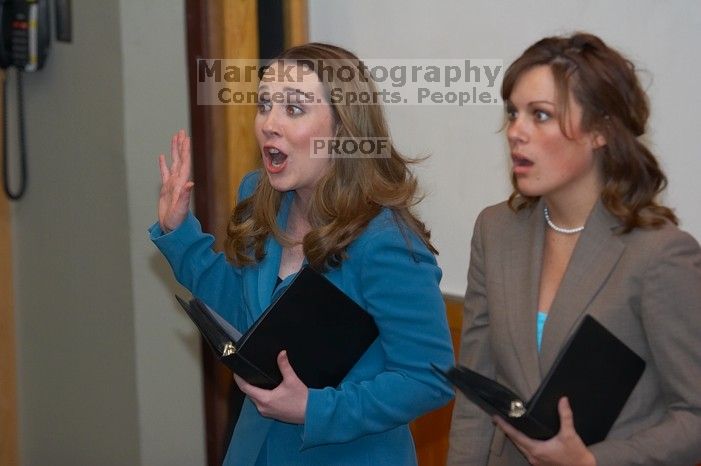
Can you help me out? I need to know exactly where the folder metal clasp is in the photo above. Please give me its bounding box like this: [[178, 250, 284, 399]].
[[508, 400, 526, 418], [223, 342, 236, 357]]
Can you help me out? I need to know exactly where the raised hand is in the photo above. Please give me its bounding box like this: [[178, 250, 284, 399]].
[[494, 397, 596, 466], [234, 350, 309, 424], [158, 129, 195, 232]]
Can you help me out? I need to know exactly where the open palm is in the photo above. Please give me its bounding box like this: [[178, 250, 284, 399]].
[[158, 129, 195, 232]]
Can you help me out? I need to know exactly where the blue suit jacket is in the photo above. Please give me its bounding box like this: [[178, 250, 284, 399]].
[[150, 171, 454, 466]]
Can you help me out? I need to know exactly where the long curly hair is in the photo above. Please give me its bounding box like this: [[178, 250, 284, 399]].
[[503, 32, 677, 232], [225, 42, 436, 269]]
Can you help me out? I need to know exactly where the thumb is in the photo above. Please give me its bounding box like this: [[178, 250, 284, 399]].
[[558, 396, 576, 432], [182, 181, 195, 198], [277, 350, 296, 380], [174, 182, 194, 207]]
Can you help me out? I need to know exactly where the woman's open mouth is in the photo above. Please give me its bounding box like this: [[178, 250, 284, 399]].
[[263, 146, 289, 174], [511, 153, 534, 174]]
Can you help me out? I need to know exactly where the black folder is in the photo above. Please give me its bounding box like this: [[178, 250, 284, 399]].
[[176, 266, 379, 390], [437, 315, 645, 445]]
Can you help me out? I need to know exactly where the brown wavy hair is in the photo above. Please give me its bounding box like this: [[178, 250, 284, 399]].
[[225, 42, 436, 270], [503, 32, 677, 232]]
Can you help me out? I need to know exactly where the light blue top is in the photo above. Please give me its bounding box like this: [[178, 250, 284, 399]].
[[537, 311, 548, 352], [149, 170, 454, 466]]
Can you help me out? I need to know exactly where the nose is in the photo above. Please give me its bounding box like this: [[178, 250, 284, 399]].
[[260, 108, 282, 138], [506, 115, 527, 146]]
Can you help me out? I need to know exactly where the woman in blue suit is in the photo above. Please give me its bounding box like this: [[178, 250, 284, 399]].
[[150, 43, 454, 466]]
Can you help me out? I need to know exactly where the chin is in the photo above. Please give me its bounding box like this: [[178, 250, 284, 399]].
[[515, 182, 543, 198], [266, 175, 293, 193]]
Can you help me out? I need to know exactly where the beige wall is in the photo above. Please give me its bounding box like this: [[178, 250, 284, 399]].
[[119, 0, 206, 464], [9, 1, 204, 464]]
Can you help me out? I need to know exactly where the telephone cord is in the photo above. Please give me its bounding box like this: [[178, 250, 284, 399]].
[[2, 68, 28, 201]]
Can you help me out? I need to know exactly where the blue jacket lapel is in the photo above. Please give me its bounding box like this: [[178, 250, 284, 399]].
[[256, 192, 293, 312]]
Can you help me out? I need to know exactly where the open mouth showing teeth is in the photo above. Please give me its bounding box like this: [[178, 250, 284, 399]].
[[266, 147, 288, 166]]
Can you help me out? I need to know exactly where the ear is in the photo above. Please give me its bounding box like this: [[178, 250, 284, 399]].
[[590, 130, 606, 150]]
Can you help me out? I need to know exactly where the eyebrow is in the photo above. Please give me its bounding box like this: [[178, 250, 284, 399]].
[[527, 100, 555, 106], [505, 100, 557, 114], [283, 87, 309, 96], [257, 85, 307, 95], [506, 98, 555, 105]]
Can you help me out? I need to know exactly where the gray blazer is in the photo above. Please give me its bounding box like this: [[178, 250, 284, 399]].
[[448, 199, 701, 466]]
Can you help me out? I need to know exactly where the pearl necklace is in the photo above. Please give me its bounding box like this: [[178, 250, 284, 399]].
[[544, 207, 584, 234]]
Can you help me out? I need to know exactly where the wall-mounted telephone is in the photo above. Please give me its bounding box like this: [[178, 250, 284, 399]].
[[1, 0, 50, 200], [0, 0, 50, 71]]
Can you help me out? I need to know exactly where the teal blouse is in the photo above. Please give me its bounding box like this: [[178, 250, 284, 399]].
[[537, 311, 548, 352]]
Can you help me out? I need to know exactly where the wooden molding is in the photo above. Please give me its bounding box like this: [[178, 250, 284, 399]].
[[283, 0, 308, 48], [193, 0, 265, 246], [0, 69, 20, 466], [219, 0, 260, 186]]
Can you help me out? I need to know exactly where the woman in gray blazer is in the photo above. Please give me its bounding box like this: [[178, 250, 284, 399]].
[[448, 32, 701, 466]]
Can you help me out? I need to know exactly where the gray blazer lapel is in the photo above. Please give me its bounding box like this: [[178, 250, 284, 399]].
[[538, 201, 625, 375], [503, 201, 546, 396]]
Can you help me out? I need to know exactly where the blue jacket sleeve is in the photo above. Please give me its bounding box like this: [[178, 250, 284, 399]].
[[148, 171, 260, 330], [301, 222, 455, 448]]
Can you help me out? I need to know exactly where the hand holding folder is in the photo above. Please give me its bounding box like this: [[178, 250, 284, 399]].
[[437, 315, 645, 445], [176, 266, 379, 390]]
